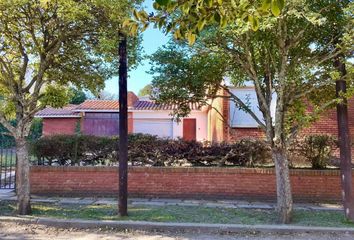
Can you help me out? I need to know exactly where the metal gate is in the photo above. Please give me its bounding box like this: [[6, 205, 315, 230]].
[[0, 137, 16, 189]]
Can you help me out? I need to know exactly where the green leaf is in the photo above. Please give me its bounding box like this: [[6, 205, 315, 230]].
[[277, 0, 285, 10], [181, 3, 190, 14], [158, 18, 165, 29], [141, 23, 149, 32], [206, 0, 213, 8], [130, 23, 138, 35], [187, 32, 196, 45], [261, 0, 271, 11], [153, 2, 161, 10], [156, 0, 170, 7], [197, 19, 206, 31], [214, 12, 221, 23], [271, 0, 284, 16], [220, 16, 227, 28], [248, 15, 259, 31], [122, 19, 132, 28], [173, 29, 182, 39], [240, 0, 249, 11], [133, 9, 140, 21], [241, 12, 249, 22], [167, 2, 178, 11], [217, 0, 223, 5], [139, 10, 149, 21]]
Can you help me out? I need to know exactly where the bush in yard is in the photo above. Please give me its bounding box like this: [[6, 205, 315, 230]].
[[79, 135, 117, 165], [30, 135, 117, 166], [30, 135, 77, 165], [225, 139, 271, 167], [301, 135, 337, 169], [30, 134, 271, 167]]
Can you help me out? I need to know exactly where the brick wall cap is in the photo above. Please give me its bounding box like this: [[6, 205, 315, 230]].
[[30, 166, 347, 176]]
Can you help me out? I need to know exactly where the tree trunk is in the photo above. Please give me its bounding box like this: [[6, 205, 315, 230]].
[[334, 56, 354, 221], [118, 33, 128, 216], [272, 146, 293, 224], [15, 137, 32, 215]]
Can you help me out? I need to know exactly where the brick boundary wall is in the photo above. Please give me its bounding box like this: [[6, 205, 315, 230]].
[[30, 166, 354, 202]]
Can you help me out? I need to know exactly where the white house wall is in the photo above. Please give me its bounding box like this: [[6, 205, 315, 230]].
[[132, 111, 208, 141]]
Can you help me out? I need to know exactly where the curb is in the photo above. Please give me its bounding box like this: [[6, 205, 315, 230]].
[[1, 216, 353, 234]]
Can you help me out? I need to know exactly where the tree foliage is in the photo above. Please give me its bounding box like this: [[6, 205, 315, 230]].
[[0, 0, 142, 215], [0, 0, 141, 138], [126, 0, 285, 44], [138, 84, 153, 96], [149, 0, 354, 223], [150, 0, 353, 137], [149, 40, 225, 113], [69, 88, 87, 105]]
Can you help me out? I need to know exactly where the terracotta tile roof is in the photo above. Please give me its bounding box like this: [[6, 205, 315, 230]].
[[36, 100, 203, 118], [36, 105, 80, 118], [75, 100, 119, 111], [133, 101, 201, 111]]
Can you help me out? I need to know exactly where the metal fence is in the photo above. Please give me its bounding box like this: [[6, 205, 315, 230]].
[[0, 136, 16, 189]]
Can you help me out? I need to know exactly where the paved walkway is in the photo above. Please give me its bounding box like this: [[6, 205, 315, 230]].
[[0, 189, 343, 211]]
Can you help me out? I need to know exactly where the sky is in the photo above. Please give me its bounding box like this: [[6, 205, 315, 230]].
[[104, 0, 169, 95]]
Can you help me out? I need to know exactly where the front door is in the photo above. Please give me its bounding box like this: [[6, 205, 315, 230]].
[[183, 119, 196, 141]]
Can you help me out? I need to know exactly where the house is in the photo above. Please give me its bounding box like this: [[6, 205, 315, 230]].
[[36, 90, 354, 143], [215, 86, 354, 142], [36, 92, 209, 141]]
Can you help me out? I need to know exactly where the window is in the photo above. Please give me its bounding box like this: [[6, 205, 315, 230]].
[[229, 88, 276, 128]]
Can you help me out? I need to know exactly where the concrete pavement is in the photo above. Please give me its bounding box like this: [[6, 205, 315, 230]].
[[0, 189, 344, 212]]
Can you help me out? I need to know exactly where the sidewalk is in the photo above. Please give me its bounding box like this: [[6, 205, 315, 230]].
[[1, 189, 353, 235], [0, 189, 343, 212]]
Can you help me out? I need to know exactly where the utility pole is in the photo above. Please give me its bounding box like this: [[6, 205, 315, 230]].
[[335, 56, 354, 221], [118, 33, 128, 216]]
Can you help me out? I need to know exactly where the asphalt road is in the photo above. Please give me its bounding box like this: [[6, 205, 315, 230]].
[[0, 222, 353, 240]]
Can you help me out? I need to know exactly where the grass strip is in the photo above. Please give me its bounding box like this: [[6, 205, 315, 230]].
[[1, 201, 353, 228]]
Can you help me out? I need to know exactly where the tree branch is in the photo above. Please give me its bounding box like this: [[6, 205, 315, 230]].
[[221, 86, 266, 130], [0, 112, 16, 136]]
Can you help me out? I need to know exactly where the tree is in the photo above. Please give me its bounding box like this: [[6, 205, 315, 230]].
[[138, 84, 153, 96], [86, 90, 118, 100], [118, 34, 128, 217], [149, 1, 353, 223], [330, 4, 354, 221], [295, 0, 354, 221], [0, 0, 141, 215], [69, 88, 87, 105], [126, 0, 286, 44], [98, 91, 119, 100]]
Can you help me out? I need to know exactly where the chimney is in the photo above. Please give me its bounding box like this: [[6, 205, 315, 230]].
[[127, 91, 139, 107]]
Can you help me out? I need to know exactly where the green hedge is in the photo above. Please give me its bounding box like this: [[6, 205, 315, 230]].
[[30, 133, 338, 169], [30, 134, 271, 167]]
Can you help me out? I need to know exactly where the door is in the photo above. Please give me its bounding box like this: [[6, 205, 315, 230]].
[[133, 119, 173, 138], [183, 119, 196, 141]]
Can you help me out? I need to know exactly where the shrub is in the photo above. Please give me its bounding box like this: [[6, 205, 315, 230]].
[[30, 135, 116, 165], [300, 135, 336, 169], [30, 134, 271, 167], [228, 139, 271, 167]]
